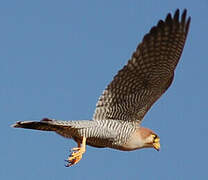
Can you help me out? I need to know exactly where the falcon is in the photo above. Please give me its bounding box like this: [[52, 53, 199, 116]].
[[12, 9, 191, 167]]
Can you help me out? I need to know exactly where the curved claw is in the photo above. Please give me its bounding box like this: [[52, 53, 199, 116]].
[[65, 164, 69, 167], [65, 158, 78, 167]]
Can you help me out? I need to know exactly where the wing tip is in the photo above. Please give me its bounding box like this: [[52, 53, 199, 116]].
[[147, 8, 190, 37], [186, 16, 191, 35]]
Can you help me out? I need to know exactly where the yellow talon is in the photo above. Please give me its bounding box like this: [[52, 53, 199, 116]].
[[71, 147, 81, 151], [65, 137, 86, 167]]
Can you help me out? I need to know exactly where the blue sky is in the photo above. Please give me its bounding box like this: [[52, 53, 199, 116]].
[[1, 0, 208, 179]]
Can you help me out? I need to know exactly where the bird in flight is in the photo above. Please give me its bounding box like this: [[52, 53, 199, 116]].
[[12, 9, 190, 167]]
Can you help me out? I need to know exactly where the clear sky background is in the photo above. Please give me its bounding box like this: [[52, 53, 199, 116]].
[[1, 1, 207, 180]]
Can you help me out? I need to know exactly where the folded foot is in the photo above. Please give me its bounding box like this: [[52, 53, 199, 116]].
[[65, 137, 86, 167]]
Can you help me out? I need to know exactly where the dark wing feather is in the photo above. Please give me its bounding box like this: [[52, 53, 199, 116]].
[[93, 9, 190, 123]]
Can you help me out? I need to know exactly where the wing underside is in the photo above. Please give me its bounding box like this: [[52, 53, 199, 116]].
[[93, 9, 190, 123]]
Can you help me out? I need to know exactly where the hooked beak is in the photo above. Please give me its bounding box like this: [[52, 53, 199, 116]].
[[153, 137, 160, 151]]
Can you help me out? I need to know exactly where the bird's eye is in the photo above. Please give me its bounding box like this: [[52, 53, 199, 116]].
[[154, 135, 157, 140]]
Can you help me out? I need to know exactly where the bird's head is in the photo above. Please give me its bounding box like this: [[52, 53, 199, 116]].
[[139, 127, 160, 151], [118, 127, 160, 151]]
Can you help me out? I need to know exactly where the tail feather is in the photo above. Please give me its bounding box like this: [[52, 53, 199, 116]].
[[11, 118, 74, 138], [11, 118, 66, 131], [12, 120, 55, 131]]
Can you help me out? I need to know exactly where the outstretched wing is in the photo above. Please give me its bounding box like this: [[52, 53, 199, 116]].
[[93, 9, 190, 122]]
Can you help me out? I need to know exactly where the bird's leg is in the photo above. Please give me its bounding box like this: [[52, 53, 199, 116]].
[[65, 137, 86, 167]]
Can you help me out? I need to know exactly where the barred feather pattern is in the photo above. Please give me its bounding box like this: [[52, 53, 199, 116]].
[[93, 9, 190, 123], [12, 9, 191, 151], [13, 118, 137, 148]]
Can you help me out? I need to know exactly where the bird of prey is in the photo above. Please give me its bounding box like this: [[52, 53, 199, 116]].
[[12, 9, 190, 167]]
